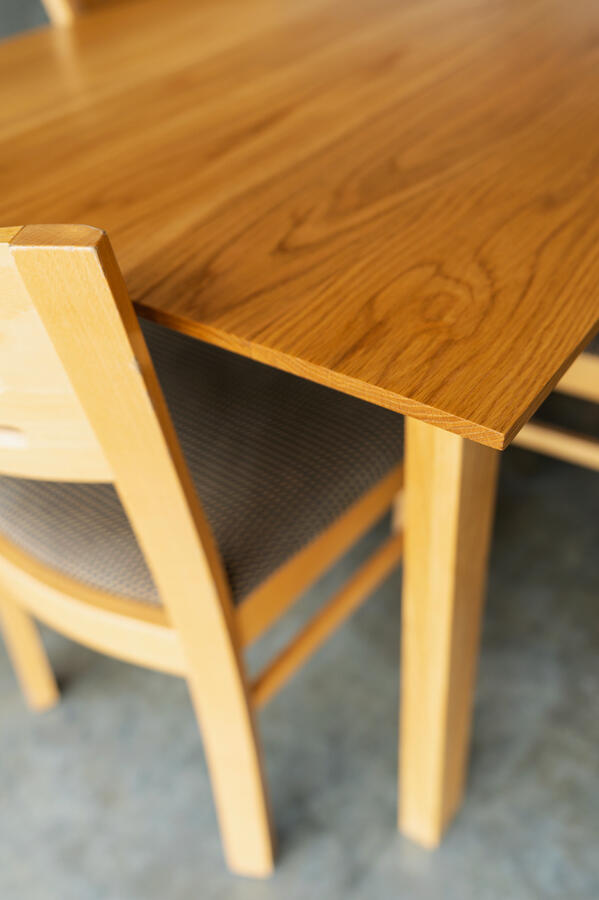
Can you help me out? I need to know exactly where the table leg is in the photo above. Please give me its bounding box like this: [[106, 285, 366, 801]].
[[399, 417, 499, 846]]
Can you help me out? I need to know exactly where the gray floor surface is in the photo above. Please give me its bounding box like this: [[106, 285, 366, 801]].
[[1, 5, 599, 898]]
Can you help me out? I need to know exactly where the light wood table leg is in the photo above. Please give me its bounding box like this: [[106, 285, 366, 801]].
[[399, 417, 499, 846]]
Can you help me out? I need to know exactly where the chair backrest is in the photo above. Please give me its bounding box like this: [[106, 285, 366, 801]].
[[0, 223, 234, 638], [1, 225, 276, 871], [0, 228, 110, 481]]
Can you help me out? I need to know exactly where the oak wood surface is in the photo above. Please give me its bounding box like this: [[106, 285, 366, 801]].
[[399, 417, 499, 845], [1, 0, 598, 447]]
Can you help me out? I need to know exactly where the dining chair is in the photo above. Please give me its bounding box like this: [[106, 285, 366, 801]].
[[0, 225, 404, 877], [512, 337, 599, 470]]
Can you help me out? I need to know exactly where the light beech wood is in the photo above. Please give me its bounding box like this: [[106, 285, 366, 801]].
[[41, 0, 76, 26], [0, 477, 404, 679], [0, 590, 59, 711], [0, 228, 23, 244], [252, 532, 403, 708], [518, 342, 599, 470], [0, 476, 407, 681], [513, 422, 599, 472], [391, 490, 403, 535], [2, 0, 599, 447], [42, 0, 106, 26], [0, 534, 184, 675], [555, 353, 599, 404], [0, 233, 111, 481], [0, 224, 405, 875], [399, 417, 499, 847]]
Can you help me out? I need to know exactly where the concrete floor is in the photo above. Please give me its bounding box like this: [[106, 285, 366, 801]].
[[0, 0, 48, 37], [2, 443, 598, 900], [1, 5, 599, 898]]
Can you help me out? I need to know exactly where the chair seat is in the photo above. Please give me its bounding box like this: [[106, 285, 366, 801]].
[[0, 321, 403, 605], [587, 333, 599, 355]]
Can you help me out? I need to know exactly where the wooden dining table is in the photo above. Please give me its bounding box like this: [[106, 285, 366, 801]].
[[1, 0, 598, 848]]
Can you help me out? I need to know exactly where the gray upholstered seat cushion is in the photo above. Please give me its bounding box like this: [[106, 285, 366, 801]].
[[0, 321, 403, 605], [587, 333, 599, 355]]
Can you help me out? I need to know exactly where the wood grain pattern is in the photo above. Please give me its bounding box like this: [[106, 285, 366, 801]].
[[399, 417, 499, 845], [0, 229, 112, 481], [1, 0, 598, 446]]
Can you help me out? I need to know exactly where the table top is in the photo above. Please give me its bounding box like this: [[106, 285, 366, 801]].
[[2, 0, 598, 448]]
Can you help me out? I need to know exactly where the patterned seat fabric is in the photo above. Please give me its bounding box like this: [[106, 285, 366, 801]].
[[0, 321, 404, 605], [587, 333, 599, 355]]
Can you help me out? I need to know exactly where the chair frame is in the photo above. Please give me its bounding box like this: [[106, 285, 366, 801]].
[[0, 225, 403, 876], [512, 350, 599, 470]]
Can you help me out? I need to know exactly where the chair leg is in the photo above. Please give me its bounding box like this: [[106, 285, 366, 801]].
[[183, 652, 275, 877], [0, 594, 59, 711], [399, 417, 499, 846], [391, 487, 404, 534]]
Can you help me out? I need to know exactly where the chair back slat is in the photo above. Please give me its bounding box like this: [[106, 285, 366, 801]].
[[0, 234, 111, 481]]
